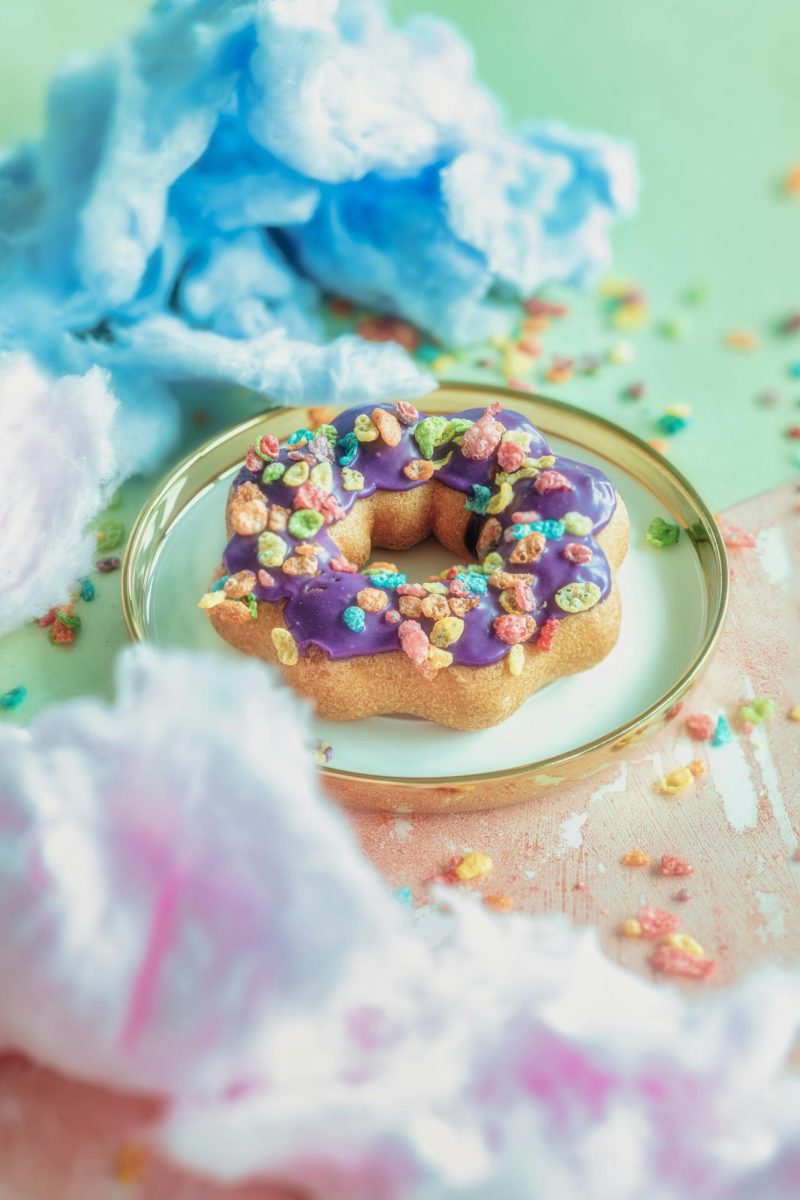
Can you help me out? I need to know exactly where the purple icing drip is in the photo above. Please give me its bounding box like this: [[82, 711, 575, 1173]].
[[222, 403, 617, 667]]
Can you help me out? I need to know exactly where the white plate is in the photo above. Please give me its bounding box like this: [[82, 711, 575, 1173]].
[[141, 432, 708, 780]]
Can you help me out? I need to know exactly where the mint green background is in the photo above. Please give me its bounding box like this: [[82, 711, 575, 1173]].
[[1, 0, 798, 716]]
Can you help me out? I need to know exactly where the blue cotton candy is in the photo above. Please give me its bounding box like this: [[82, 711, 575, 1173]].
[[0, 0, 636, 481]]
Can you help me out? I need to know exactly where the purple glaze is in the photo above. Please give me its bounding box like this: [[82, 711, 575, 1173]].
[[220, 403, 618, 667]]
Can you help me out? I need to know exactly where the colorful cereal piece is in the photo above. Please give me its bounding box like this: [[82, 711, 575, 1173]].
[[476, 517, 502, 558], [1, 686, 27, 710], [621, 849, 651, 867], [555, 581, 601, 613], [268, 504, 289, 532], [562, 512, 592, 537], [398, 619, 429, 665], [96, 556, 121, 572], [460, 404, 504, 461], [394, 400, 419, 426], [342, 605, 366, 632], [269, 626, 298, 665], [664, 932, 704, 957], [659, 767, 694, 796], [430, 616, 464, 648], [198, 591, 226, 610], [223, 571, 257, 599], [353, 413, 379, 442], [413, 415, 450, 459], [712, 715, 732, 746], [481, 552, 504, 574], [650, 944, 715, 980], [507, 643, 525, 675], [215, 598, 254, 624], [371, 408, 402, 446], [282, 554, 318, 577], [530, 520, 565, 540], [493, 613, 535, 644], [646, 517, 680, 548], [337, 432, 359, 466], [287, 509, 324, 539], [261, 462, 286, 484], [739, 696, 777, 724], [369, 571, 406, 589], [486, 482, 513, 514], [455, 851, 493, 881], [534, 469, 572, 494], [511, 510, 541, 524], [622, 918, 642, 938], [357, 588, 388, 612], [341, 467, 365, 491], [403, 458, 435, 481], [284, 461, 311, 487], [421, 594, 450, 620], [465, 484, 492, 514], [536, 617, 559, 653], [563, 542, 593, 564], [497, 441, 526, 472], [659, 853, 693, 877], [637, 906, 681, 939], [685, 713, 714, 740], [257, 569, 274, 588], [425, 645, 453, 671], [309, 461, 333, 491], [329, 554, 358, 573], [257, 531, 288, 567]]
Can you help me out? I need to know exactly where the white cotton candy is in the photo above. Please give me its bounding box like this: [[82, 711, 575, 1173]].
[[0, 352, 117, 635], [0, 645, 398, 1096]]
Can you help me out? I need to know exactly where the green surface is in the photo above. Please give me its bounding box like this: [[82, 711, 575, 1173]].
[[1, 0, 799, 717]]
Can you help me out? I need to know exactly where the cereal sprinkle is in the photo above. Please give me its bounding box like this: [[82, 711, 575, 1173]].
[[621, 848, 651, 867], [455, 851, 494, 881], [646, 517, 680, 548], [659, 767, 694, 796], [659, 853, 694, 877], [0, 686, 27, 710], [650, 944, 715, 980], [712, 715, 732, 747]]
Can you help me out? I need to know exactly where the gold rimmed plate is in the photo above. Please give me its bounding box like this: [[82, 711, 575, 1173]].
[[122, 383, 727, 812]]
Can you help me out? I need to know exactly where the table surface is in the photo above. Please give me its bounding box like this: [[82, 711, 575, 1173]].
[[0, 3, 799, 1194]]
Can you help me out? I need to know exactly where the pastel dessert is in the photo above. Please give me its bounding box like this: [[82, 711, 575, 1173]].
[[200, 401, 628, 730]]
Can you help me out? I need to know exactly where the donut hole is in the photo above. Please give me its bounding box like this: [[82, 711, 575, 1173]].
[[329, 479, 476, 574]]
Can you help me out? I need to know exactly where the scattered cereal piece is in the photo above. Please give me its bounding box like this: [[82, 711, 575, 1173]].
[[561, 511, 592, 537], [637, 906, 681, 939], [394, 400, 419, 426], [1, 686, 27, 711], [455, 851, 493, 881], [712, 715, 732, 747], [215, 598, 254, 624], [624, 381, 646, 400], [659, 853, 694, 877], [685, 713, 714, 741], [79, 577, 95, 602], [687, 758, 707, 777], [342, 605, 366, 633], [257, 569, 274, 588], [313, 740, 333, 766], [357, 588, 388, 613], [622, 918, 642, 938], [608, 341, 634, 365], [485, 894, 514, 911], [95, 518, 126, 552], [664, 932, 704, 957], [650, 944, 715, 980], [329, 554, 358, 573], [534, 469, 573, 495], [96, 556, 121, 572], [646, 517, 680, 548], [739, 696, 777, 725], [657, 404, 692, 435], [271, 627, 299, 665], [716, 518, 756, 549], [659, 767, 694, 796], [725, 329, 759, 352], [621, 849, 651, 867], [371, 407, 402, 446], [114, 1142, 149, 1185], [673, 888, 691, 902], [789, 704, 800, 722]]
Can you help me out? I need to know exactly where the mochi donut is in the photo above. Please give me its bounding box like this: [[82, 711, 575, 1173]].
[[200, 401, 629, 730]]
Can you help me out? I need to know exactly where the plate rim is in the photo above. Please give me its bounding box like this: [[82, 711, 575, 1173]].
[[122, 382, 729, 789]]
